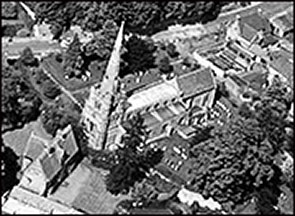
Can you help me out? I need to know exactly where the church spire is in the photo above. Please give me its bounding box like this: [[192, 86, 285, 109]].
[[81, 21, 125, 150]]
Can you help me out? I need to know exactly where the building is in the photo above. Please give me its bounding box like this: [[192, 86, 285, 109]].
[[104, 63, 216, 150], [19, 125, 81, 197], [81, 22, 125, 150], [2, 125, 83, 214], [270, 6, 293, 38]]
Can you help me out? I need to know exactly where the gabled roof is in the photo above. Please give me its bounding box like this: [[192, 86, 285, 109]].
[[177, 68, 215, 98], [271, 8, 293, 32], [24, 135, 46, 161], [39, 151, 62, 180], [239, 12, 272, 41], [270, 51, 293, 88], [121, 69, 162, 93], [62, 128, 79, 156]]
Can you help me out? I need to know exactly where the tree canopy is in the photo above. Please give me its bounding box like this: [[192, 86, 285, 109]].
[[105, 114, 163, 195], [40, 97, 81, 137], [2, 65, 42, 132], [1, 141, 20, 195], [32, 1, 224, 37], [189, 116, 277, 210]]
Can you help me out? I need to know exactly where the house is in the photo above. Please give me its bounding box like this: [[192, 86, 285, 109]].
[[2, 186, 83, 214], [270, 7, 293, 38], [2, 125, 83, 214], [19, 125, 81, 197], [226, 10, 278, 51], [268, 49, 293, 89]]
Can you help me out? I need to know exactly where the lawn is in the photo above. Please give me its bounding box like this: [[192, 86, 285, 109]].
[[42, 56, 105, 92]]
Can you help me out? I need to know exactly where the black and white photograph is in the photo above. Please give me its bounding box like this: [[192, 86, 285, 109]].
[[1, 1, 293, 214]]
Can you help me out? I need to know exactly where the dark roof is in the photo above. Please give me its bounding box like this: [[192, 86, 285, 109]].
[[62, 129, 79, 156], [39, 152, 62, 180], [285, 32, 293, 44], [121, 69, 162, 93], [241, 72, 268, 92], [24, 136, 46, 161], [239, 12, 272, 41], [260, 34, 278, 47], [177, 68, 215, 98]]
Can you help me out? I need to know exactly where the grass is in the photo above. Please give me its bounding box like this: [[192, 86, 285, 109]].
[[42, 56, 105, 92]]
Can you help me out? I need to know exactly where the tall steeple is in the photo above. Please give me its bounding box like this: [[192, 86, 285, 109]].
[[81, 22, 125, 150]]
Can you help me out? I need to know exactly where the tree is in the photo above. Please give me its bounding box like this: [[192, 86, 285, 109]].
[[63, 34, 83, 76], [18, 47, 38, 67], [1, 2, 18, 19], [105, 114, 163, 195], [1, 141, 20, 195], [42, 80, 61, 99], [121, 35, 157, 77], [40, 98, 80, 136], [2, 66, 42, 131], [166, 43, 179, 58], [189, 116, 277, 210]]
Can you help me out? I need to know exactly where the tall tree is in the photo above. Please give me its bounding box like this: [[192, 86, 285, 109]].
[[1, 141, 20, 195], [121, 35, 156, 77], [63, 34, 83, 76], [190, 116, 277, 210], [105, 114, 163, 195]]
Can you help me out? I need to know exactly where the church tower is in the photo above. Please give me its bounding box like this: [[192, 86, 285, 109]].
[[81, 22, 125, 150]]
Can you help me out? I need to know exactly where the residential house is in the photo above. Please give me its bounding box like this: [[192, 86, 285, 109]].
[[270, 7, 293, 38], [19, 125, 81, 197], [268, 49, 293, 90], [2, 186, 83, 214]]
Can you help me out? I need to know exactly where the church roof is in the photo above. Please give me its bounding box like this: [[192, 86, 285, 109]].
[[177, 67, 215, 98]]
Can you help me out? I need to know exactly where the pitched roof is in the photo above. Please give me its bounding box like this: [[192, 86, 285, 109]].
[[239, 12, 272, 41], [24, 135, 46, 161], [270, 51, 293, 88], [62, 129, 79, 156], [177, 68, 215, 98], [121, 69, 162, 93], [39, 151, 62, 180]]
